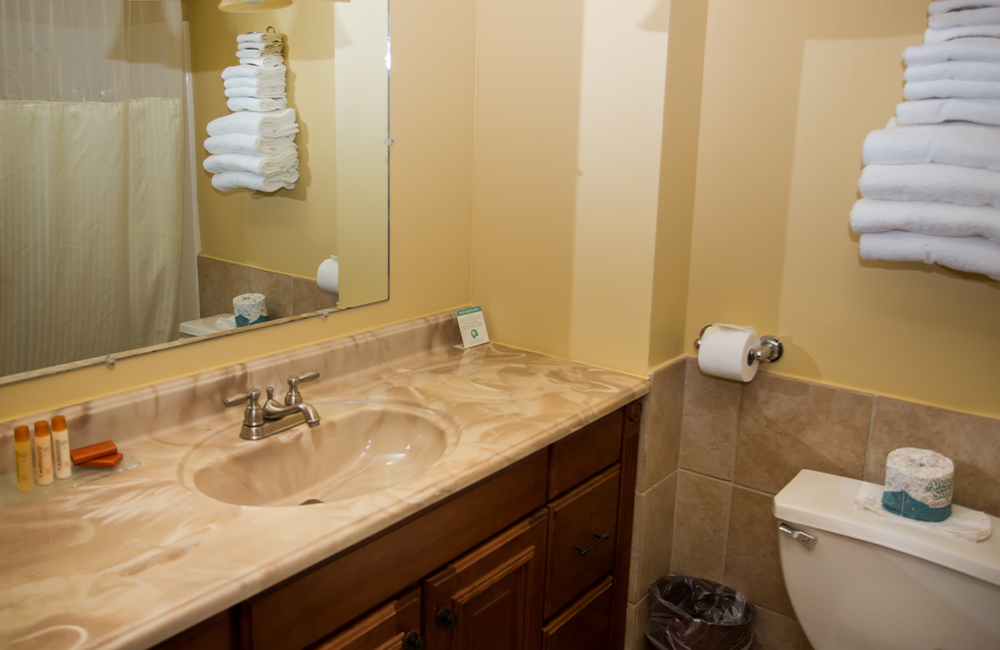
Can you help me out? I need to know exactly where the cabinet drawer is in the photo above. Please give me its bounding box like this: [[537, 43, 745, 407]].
[[314, 587, 421, 650], [547, 409, 622, 500], [543, 464, 620, 619], [541, 577, 614, 650]]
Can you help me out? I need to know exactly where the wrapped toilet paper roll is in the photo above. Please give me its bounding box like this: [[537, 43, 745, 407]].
[[317, 255, 339, 294], [882, 448, 954, 522], [233, 293, 268, 328], [697, 324, 760, 382]]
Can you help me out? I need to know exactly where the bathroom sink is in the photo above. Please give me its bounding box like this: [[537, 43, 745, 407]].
[[183, 400, 458, 507]]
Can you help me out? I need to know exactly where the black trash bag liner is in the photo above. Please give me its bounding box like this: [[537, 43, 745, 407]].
[[645, 576, 757, 650]]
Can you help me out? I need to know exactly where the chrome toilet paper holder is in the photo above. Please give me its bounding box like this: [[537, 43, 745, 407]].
[[694, 325, 783, 365]]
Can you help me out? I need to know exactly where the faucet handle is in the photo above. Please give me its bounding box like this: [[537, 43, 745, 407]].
[[290, 370, 320, 385], [224, 388, 260, 407], [224, 389, 264, 428], [285, 371, 320, 406]]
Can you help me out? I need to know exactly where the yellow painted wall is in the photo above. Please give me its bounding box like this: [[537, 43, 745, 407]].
[[683, 0, 1000, 418], [647, 0, 709, 369], [0, 0, 477, 422], [471, 0, 671, 376], [334, 0, 390, 307]]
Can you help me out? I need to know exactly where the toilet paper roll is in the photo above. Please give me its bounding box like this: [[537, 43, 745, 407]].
[[882, 448, 954, 522], [696, 324, 760, 382], [317, 255, 339, 294], [233, 293, 268, 328]]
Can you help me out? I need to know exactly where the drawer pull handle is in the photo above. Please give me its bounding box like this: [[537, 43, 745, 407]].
[[575, 533, 610, 557], [436, 607, 459, 631]]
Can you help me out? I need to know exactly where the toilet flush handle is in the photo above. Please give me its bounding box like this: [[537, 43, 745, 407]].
[[779, 522, 817, 550]]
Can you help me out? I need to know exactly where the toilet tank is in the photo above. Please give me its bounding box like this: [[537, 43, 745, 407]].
[[773, 470, 1000, 650]]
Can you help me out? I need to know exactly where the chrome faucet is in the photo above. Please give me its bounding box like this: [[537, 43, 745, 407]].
[[224, 371, 322, 441]]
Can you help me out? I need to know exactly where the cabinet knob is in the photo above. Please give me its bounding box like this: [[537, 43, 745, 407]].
[[404, 631, 427, 650], [436, 607, 459, 631]]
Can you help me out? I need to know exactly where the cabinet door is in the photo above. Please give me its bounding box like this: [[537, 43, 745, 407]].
[[423, 509, 548, 650], [315, 587, 422, 650]]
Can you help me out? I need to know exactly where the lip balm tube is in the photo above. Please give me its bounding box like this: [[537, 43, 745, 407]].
[[34, 421, 54, 486], [15, 425, 34, 492], [51, 416, 72, 480]]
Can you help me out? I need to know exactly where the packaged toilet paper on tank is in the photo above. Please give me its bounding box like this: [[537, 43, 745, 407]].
[[882, 447, 954, 522]]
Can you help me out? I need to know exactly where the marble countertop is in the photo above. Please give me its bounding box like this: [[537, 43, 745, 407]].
[[1, 335, 647, 650]]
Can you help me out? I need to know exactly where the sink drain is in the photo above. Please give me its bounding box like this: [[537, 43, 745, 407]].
[[299, 498, 324, 506]]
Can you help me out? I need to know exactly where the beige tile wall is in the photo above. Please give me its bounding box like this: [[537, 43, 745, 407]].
[[627, 357, 685, 641], [197, 255, 340, 322], [628, 357, 1000, 650]]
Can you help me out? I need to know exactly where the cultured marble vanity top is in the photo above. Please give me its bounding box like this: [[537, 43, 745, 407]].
[[0, 312, 648, 650]]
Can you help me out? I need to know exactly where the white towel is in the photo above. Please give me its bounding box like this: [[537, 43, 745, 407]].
[[896, 98, 1000, 126], [859, 231, 1000, 281], [225, 87, 287, 99], [904, 38, 1000, 66], [929, 0, 1000, 15], [237, 41, 284, 55], [929, 7, 1000, 30], [227, 97, 288, 112], [925, 24, 1000, 43], [851, 199, 1000, 245], [863, 119, 1000, 171], [236, 49, 278, 61], [904, 61, 1000, 83], [222, 64, 286, 81], [237, 52, 284, 69], [206, 108, 299, 138], [205, 133, 296, 156], [237, 32, 284, 45], [859, 163, 1000, 209], [203, 151, 299, 177], [215, 315, 237, 331], [224, 77, 286, 90], [211, 169, 298, 193], [905, 79, 1000, 100]]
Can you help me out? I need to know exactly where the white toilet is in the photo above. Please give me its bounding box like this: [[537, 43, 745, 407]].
[[773, 470, 1000, 650]]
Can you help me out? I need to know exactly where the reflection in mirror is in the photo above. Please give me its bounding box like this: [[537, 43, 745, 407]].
[[0, 0, 389, 382]]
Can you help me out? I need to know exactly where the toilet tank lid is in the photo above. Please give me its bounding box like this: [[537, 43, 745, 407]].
[[773, 470, 1000, 588]]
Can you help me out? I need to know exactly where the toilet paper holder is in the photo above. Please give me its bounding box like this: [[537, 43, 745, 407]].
[[694, 325, 783, 364]]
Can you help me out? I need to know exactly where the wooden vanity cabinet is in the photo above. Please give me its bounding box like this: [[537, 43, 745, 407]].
[[154, 399, 641, 650]]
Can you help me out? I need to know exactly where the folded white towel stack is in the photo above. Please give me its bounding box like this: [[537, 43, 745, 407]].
[[204, 31, 299, 193], [850, 2, 1000, 282]]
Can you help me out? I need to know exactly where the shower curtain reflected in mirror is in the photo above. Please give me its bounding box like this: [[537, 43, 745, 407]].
[[0, 0, 185, 376]]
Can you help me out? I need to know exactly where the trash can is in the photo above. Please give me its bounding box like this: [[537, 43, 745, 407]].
[[645, 576, 757, 650]]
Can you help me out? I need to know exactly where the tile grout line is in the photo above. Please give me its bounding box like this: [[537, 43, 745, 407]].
[[719, 384, 745, 581]]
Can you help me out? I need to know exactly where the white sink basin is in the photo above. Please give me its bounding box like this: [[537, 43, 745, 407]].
[[183, 400, 458, 507]]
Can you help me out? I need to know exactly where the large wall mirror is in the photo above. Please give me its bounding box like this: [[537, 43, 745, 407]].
[[0, 0, 389, 384]]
